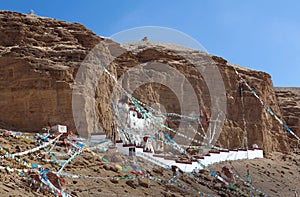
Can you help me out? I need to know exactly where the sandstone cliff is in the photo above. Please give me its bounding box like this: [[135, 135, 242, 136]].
[[275, 87, 300, 145], [0, 11, 102, 132], [0, 11, 291, 152], [105, 42, 289, 153]]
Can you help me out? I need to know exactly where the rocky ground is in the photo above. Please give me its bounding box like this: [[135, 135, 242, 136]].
[[0, 132, 299, 197]]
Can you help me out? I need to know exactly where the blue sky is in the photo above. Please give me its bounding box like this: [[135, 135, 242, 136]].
[[1, 0, 300, 87]]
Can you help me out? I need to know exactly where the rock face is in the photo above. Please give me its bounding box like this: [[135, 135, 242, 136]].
[[0, 11, 291, 152], [105, 43, 289, 153], [0, 11, 102, 132], [275, 87, 300, 140]]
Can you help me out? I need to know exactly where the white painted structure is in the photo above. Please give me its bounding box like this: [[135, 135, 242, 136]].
[[116, 102, 165, 135], [115, 101, 264, 172], [116, 141, 264, 173], [51, 125, 67, 133]]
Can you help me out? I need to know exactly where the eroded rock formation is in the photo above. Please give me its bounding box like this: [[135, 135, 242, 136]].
[[0, 11, 291, 152], [0, 11, 102, 132], [275, 87, 300, 141]]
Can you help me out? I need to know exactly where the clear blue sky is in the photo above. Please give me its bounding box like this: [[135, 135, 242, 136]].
[[1, 0, 300, 87]]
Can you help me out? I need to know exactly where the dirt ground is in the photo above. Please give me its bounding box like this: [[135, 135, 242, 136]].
[[0, 134, 299, 197]]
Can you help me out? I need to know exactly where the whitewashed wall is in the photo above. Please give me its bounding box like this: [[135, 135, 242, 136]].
[[117, 143, 264, 173]]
